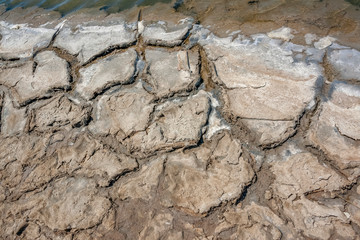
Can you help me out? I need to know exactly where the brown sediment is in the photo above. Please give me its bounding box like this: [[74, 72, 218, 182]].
[[1, 1, 360, 239]]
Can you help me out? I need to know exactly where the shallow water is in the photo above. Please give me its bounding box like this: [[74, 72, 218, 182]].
[[0, 0, 359, 50], [0, 0, 172, 15]]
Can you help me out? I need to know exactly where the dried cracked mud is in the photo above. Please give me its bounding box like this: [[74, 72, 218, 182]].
[[1, 1, 360, 239]]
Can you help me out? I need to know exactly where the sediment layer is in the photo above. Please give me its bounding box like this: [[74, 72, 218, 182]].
[[0, 8, 360, 240]]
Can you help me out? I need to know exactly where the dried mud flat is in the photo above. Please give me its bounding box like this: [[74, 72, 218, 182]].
[[1, 1, 360, 239]]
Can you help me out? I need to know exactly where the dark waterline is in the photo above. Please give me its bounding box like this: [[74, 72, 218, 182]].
[[0, 0, 173, 16], [347, 0, 360, 6]]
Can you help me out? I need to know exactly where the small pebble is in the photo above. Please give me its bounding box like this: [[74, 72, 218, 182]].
[[264, 190, 272, 200]]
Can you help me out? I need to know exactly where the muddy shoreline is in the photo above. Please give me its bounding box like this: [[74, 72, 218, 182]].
[[1, 1, 360, 239], [1, 0, 360, 49]]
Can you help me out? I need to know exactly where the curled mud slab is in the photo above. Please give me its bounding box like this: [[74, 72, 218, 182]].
[[1, 1, 360, 239]]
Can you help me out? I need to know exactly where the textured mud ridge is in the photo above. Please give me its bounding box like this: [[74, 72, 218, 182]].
[[1, 10, 360, 240]]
